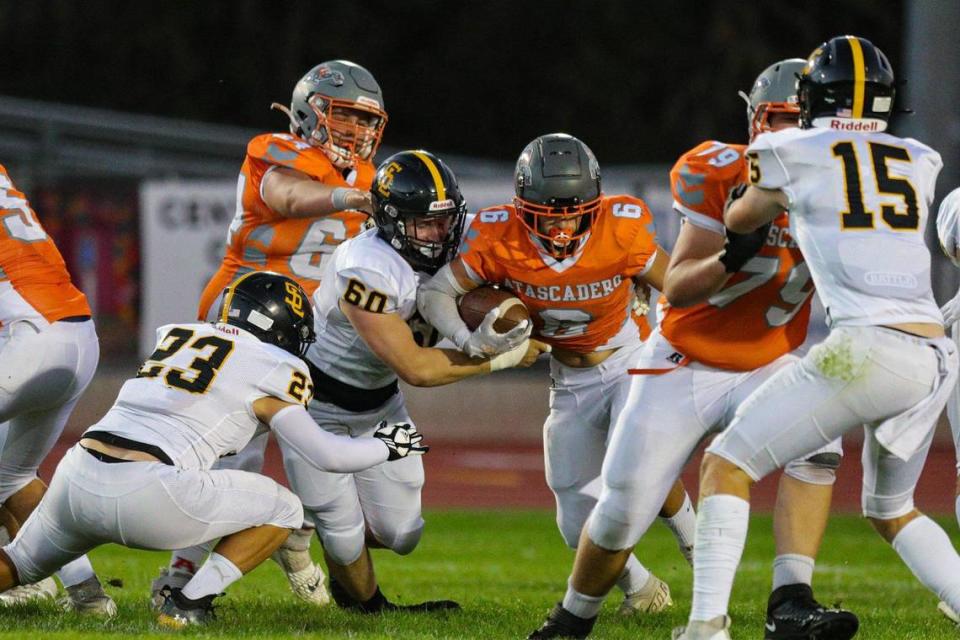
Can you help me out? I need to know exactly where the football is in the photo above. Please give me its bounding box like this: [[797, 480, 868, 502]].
[[458, 286, 530, 333]]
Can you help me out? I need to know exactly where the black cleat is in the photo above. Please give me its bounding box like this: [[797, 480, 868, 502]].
[[329, 579, 460, 614], [528, 603, 596, 639], [155, 587, 217, 628], [765, 584, 858, 640]]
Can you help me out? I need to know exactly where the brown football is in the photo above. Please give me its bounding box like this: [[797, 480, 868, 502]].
[[458, 286, 530, 333]]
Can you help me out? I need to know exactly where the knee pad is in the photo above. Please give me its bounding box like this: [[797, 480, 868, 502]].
[[271, 487, 305, 530], [370, 517, 424, 556], [0, 474, 38, 506], [585, 504, 638, 553], [783, 452, 841, 486], [862, 488, 915, 520], [316, 522, 366, 566]]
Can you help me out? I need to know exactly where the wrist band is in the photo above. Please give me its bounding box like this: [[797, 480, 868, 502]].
[[331, 188, 352, 211]]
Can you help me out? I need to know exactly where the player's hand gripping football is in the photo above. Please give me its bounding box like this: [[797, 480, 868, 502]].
[[462, 307, 532, 358], [374, 421, 429, 461]]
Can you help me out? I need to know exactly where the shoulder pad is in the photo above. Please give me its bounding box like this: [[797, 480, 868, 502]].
[[670, 141, 746, 223]]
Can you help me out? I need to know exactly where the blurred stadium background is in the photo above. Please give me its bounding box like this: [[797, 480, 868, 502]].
[[4, 1, 960, 512]]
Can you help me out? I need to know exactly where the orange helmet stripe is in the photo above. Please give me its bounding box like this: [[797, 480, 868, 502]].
[[846, 36, 866, 118]]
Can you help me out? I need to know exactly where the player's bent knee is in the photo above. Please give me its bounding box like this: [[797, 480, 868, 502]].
[[862, 491, 915, 523], [585, 508, 637, 553], [0, 474, 41, 506], [371, 517, 424, 556], [268, 488, 305, 530], [320, 527, 366, 566]]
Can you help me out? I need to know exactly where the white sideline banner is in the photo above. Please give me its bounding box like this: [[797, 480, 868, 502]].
[[139, 180, 237, 356]]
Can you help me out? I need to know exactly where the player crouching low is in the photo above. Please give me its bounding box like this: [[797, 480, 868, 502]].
[[0, 272, 427, 628]]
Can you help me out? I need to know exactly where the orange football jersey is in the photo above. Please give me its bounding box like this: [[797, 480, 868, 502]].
[[659, 140, 814, 371], [0, 164, 90, 327], [197, 133, 374, 319], [458, 195, 658, 353]]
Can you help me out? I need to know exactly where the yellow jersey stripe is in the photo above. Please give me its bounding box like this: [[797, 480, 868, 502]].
[[219, 270, 259, 323], [411, 151, 446, 201], [847, 36, 866, 118]]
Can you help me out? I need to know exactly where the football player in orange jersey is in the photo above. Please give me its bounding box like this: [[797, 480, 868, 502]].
[[0, 166, 115, 615], [418, 134, 697, 625], [156, 60, 387, 609], [519, 61, 856, 640]]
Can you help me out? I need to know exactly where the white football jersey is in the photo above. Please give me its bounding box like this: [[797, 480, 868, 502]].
[[748, 126, 943, 327], [89, 322, 312, 469], [307, 228, 426, 389]]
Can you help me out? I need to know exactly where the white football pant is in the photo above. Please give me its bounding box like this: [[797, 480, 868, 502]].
[[0, 319, 98, 502], [587, 327, 842, 551], [4, 445, 303, 584]]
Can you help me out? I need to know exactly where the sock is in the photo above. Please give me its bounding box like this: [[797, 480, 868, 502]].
[[181, 552, 243, 600], [689, 495, 750, 622], [772, 554, 815, 591], [660, 492, 696, 565], [561, 578, 605, 619], [891, 516, 960, 612], [168, 543, 212, 577], [616, 554, 651, 595], [55, 555, 97, 588], [273, 526, 313, 573]]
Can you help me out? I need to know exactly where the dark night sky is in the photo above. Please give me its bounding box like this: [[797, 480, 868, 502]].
[[1, 0, 904, 163]]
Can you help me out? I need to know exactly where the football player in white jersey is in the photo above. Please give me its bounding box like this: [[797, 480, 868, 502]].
[[675, 36, 960, 640], [279, 149, 549, 613], [0, 272, 429, 627]]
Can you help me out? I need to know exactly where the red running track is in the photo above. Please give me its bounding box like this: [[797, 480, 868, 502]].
[[41, 438, 959, 514]]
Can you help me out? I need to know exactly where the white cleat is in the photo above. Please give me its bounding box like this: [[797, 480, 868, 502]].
[[149, 568, 193, 612], [272, 547, 330, 606], [0, 577, 58, 606], [938, 600, 960, 624], [58, 576, 117, 617], [672, 615, 732, 640], [618, 573, 673, 615]]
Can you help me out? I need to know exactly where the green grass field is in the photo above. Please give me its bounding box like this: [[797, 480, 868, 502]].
[[1, 510, 956, 639]]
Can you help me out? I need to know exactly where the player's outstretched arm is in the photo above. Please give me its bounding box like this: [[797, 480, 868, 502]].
[[254, 396, 392, 472], [724, 185, 786, 233], [262, 166, 373, 218], [342, 299, 548, 387]]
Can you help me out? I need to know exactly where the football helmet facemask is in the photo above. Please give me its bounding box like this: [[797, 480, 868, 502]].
[[739, 58, 805, 141], [272, 60, 387, 169], [217, 271, 316, 359], [798, 35, 895, 132], [514, 133, 601, 259], [372, 150, 467, 274]]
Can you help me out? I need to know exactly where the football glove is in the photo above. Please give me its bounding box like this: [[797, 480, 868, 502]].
[[718, 222, 772, 273], [374, 421, 429, 461], [462, 308, 532, 358]]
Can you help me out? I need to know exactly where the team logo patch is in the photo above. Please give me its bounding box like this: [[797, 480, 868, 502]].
[[310, 66, 344, 87], [377, 161, 403, 197]]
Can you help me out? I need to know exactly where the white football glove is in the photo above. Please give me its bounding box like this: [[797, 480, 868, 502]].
[[373, 421, 429, 461], [942, 288, 960, 327], [461, 307, 532, 358]]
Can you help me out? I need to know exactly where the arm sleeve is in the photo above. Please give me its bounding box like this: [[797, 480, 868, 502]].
[[417, 263, 472, 349], [270, 405, 389, 473]]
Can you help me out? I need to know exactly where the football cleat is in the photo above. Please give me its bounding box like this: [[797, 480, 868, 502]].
[[271, 553, 330, 606], [149, 567, 193, 612], [155, 587, 216, 629], [58, 576, 117, 617], [764, 584, 858, 640], [672, 615, 732, 640], [938, 600, 960, 624], [329, 579, 460, 614], [618, 573, 673, 616], [527, 603, 596, 639], [0, 577, 58, 606]]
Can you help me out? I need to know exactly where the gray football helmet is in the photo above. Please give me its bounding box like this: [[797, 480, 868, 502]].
[[272, 60, 387, 168], [739, 58, 805, 140], [514, 133, 601, 258]]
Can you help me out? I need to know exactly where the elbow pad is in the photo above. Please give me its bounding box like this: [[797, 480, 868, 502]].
[[417, 264, 472, 350]]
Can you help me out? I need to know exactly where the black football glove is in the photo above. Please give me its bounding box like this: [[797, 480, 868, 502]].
[[374, 421, 429, 461], [718, 222, 772, 273]]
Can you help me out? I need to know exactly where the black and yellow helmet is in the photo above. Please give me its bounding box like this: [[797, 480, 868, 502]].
[[217, 271, 315, 359], [798, 35, 895, 132], [371, 150, 467, 274]]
